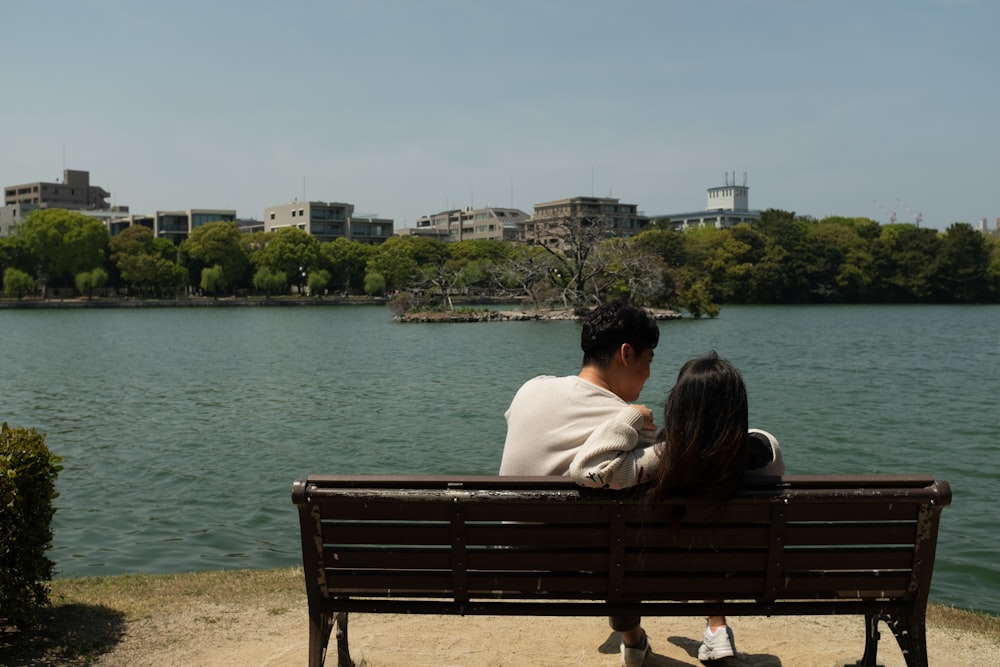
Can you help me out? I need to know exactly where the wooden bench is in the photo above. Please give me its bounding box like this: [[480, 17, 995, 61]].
[[292, 474, 951, 667]]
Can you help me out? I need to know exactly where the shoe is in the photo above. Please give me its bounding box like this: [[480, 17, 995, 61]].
[[621, 632, 651, 666], [698, 624, 735, 661]]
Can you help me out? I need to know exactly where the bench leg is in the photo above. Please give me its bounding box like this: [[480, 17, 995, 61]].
[[335, 611, 355, 667], [859, 613, 881, 667], [308, 609, 343, 667], [858, 612, 928, 667], [883, 612, 928, 667]]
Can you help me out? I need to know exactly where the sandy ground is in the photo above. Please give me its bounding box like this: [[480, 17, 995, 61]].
[[94, 602, 1000, 667]]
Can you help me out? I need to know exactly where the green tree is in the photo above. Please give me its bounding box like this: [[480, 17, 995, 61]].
[[803, 222, 872, 302], [181, 222, 250, 295], [200, 264, 226, 297], [0, 236, 33, 277], [319, 238, 375, 292], [75, 267, 108, 298], [255, 228, 320, 295], [111, 226, 186, 297], [252, 266, 287, 296], [3, 267, 37, 299], [308, 269, 331, 296], [363, 271, 386, 296], [18, 209, 109, 288], [871, 225, 940, 301], [935, 223, 990, 302], [365, 237, 435, 291]]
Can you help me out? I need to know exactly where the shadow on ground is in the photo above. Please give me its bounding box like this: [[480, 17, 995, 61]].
[[1, 603, 126, 666]]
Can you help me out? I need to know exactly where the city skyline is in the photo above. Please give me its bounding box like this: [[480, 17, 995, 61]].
[[5, 1, 996, 231]]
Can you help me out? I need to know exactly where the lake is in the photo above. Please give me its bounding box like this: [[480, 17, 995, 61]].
[[1, 303, 996, 614]]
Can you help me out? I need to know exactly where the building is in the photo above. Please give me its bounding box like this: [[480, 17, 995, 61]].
[[264, 201, 393, 244], [525, 196, 649, 248], [4, 169, 110, 211], [108, 209, 236, 244], [409, 206, 529, 242], [656, 173, 760, 231], [0, 202, 39, 237]]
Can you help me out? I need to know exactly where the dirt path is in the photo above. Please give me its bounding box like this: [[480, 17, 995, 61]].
[[95, 601, 1000, 666]]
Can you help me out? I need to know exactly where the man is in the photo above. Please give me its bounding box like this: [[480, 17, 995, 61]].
[[500, 300, 659, 667]]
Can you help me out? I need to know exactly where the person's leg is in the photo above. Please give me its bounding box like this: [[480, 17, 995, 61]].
[[610, 616, 649, 666], [698, 615, 736, 661]]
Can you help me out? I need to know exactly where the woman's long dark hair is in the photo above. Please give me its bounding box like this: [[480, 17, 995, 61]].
[[646, 352, 749, 503]]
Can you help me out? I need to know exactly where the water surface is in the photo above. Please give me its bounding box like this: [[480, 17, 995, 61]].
[[1, 304, 995, 614]]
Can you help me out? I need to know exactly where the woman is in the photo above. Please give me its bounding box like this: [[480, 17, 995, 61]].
[[569, 351, 784, 663]]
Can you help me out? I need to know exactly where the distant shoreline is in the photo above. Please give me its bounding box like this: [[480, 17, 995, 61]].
[[0, 296, 388, 309], [0, 297, 684, 321]]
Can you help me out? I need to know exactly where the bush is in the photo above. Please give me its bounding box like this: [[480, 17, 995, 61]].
[[3, 267, 36, 300], [0, 423, 62, 629]]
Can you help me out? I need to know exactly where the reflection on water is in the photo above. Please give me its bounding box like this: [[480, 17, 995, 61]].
[[1, 304, 996, 614]]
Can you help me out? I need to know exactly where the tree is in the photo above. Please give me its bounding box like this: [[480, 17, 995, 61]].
[[181, 221, 250, 295], [497, 245, 562, 311], [935, 223, 990, 302], [308, 269, 331, 296], [871, 225, 940, 301], [18, 209, 109, 288], [0, 236, 33, 277], [588, 238, 665, 305], [254, 228, 320, 295], [252, 266, 287, 296], [319, 238, 376, 292], [363, 271, 386, 296], [365, 237, 434, 291], [526, 208, 623, 306], [75, 267, 108, 298], [200, 264, 226, 297], [111, 226, 186, 297], [3, 267, 36, 299]]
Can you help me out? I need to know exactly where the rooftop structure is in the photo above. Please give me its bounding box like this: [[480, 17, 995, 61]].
[[264, 201, 393, 244], [655, 172, 760, 231], [409, 206, 529, 242], [4, 169, 111, 211]]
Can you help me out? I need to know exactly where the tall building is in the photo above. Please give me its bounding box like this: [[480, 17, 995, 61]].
[[409, 206, 529, 242], [525, 196, 649, 248], [264, 201, 393, 244], [656, 172, 760, 231], [4, 169, 110, 211]]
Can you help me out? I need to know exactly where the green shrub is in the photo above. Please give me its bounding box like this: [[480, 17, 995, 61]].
[[0, 423, 62, 629]]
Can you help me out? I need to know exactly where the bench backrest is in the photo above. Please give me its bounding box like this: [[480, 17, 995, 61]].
[[292, 474, 950, 616]]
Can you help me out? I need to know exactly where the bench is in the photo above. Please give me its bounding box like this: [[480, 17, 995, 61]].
[[292, 474, 951, 667]]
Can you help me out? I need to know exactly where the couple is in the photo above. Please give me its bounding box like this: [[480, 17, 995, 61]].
[[499, 300, 784, 666]]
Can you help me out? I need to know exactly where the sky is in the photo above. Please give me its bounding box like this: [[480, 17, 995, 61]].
[[4, 0, 998, 231]]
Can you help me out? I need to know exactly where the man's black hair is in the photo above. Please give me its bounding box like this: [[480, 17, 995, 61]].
[[580, 300, 659, 367]]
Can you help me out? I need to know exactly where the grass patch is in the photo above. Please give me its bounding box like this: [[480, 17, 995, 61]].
[[1, 568, 304, 665], [928, 604, 1000, 640]]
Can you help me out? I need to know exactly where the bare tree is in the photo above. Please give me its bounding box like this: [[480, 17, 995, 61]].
[[589, 238, 666, 305], [524, 206, 630, 306]]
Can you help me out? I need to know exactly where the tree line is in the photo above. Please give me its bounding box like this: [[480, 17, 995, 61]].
[[1, 207, 998, 314]]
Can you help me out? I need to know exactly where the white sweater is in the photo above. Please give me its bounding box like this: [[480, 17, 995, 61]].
[[500, 375, 659, 488]]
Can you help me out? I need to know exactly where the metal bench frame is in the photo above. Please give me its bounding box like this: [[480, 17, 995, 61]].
[[292, 474, 950, 667]]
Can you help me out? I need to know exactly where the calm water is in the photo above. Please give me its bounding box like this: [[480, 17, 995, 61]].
[[1, 304, 996, 614]]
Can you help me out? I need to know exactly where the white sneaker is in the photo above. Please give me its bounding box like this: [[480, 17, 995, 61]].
[[698, 624, 736, 661], [621, 633, 651, 666]]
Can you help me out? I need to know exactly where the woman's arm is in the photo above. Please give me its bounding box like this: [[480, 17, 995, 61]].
[[569, 406, 663, 489]]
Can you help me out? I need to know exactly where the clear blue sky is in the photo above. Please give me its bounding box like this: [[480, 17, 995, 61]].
[[5, 0, 997, 231]]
